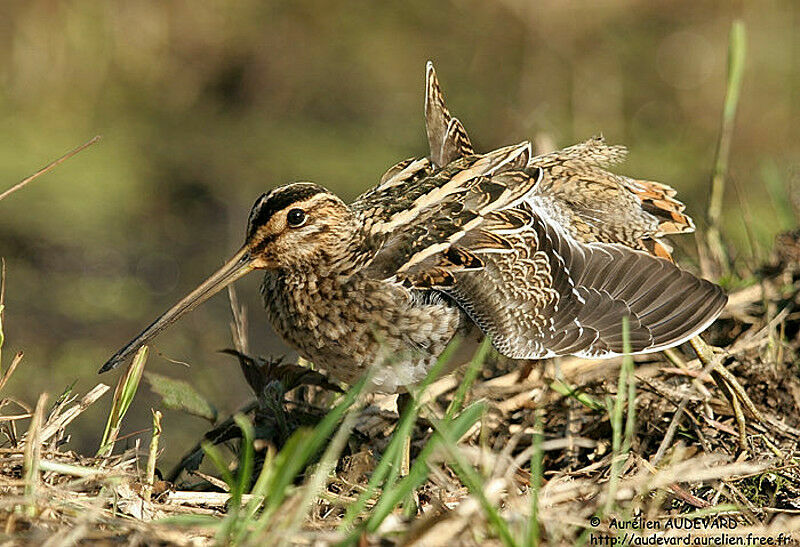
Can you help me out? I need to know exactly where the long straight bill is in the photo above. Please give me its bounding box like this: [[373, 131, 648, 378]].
[[99, 247, 254, 373]]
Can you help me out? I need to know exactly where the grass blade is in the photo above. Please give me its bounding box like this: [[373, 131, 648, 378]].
[[762, 160, 797, 230], [249, 427, 312, 518], [549, 378, 604, 411], [142, 409, 163, 501], [603, 316, 635, 515], [264, 373, 368, 514], [706, 20, 747, 272], [200, 440, 235, 490], [525, 410, 544, 547], [339, 338, 463, 531], [0, 257, 6, 374], [278, 393, 366, 545], [363, 401, 486, 535], [40, 382, 109, 443], [0, 303, 4, 376], [428, 411, 517, 547], [208, 413, 256, 543], [243, 377, 370, 540], [233, 413, 255, 504], [446, 336, 491, 419], [98, 346, 149, 457], [0, 351, 23, 394], [0, 136, 101, 202], [23, 393, 48, 516]]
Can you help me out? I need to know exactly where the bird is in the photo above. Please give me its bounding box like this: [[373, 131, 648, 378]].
[[99, 62, 727, 394]]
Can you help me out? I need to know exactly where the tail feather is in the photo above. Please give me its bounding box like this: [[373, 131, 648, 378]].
[[425, 61, 475, 167], [624, 178, 695, 236]]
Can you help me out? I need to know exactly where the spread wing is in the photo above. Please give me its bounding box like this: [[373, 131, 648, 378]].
[[359, 62, 725, 359], [360, 165, 726, 359], [361, 167, 542, 286], [442, 201, 725, 359]]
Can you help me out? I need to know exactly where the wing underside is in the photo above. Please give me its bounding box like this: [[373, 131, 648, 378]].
[[445, 205, 726, 359], [364, 165, 726, 360]]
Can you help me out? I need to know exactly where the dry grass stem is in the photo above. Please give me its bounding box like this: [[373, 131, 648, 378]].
[[0, 136, 101, 202]]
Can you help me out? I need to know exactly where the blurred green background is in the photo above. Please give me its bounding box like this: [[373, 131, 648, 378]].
[[1, 1, 798, 465]]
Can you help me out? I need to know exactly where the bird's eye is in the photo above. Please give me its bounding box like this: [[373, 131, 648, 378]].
[[286, 208, 306, 227]]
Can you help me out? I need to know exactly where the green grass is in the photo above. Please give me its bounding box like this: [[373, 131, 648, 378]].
[[158, 340, 495, 545], [338, 338, 468, 531], [706, 19, 747, 274], [0, 303, 4, 377], [428, 410, 517, 547], [446, 336, 492, 419], [525, 410, 544, 547], [98, 345, 149, 457], [360, 401, 487, 538], [604, 317, 636, 515]]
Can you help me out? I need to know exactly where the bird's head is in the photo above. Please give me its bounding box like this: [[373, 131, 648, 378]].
[[244, 182, 356, 270], [99, 182, 355, 373]]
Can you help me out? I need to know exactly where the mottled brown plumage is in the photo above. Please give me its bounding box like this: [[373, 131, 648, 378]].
[[425, 62, 475, 167], [100, 63, 726, 394]]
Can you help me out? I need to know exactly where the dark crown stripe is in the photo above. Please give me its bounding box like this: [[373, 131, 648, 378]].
[[248, 183, 325, 237]]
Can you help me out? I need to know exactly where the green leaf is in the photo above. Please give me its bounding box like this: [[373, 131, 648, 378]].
[[145, 371, 217, 422], [263, 373, 368, 515]]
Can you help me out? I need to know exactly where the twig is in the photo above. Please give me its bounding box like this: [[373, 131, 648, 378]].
[[189, 470, 230, 492], [38, 460, 118, 478], [710, 364, 764, 423], [0, 258, 6, 374], [712, 369, 747, 450], [690, 336, 752, 448], [652, 397, 689, 465], [165, 490, 259, 508], [227, 285, 249, 355], [0, 136, 101, 202], [0, 257, 5, 309], [662, 347, 711, 398]]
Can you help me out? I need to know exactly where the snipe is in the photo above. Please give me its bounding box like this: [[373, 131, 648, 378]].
[[101, 63, 726, 393]]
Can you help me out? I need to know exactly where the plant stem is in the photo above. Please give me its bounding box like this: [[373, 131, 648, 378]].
[[706, 20, 747, 274], [143, 409, 163, 501]]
